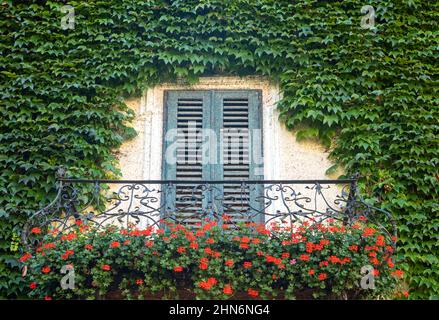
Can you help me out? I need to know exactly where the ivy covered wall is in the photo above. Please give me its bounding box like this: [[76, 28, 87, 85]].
[[0, 0, 437, 298]]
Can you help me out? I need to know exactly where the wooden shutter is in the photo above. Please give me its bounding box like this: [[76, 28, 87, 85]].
[[163, 91, 212, 226], [163, 90, 263, 226], [213, 91, 264, 224]]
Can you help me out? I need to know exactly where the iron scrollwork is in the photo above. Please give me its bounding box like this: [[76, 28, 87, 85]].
[[22, 170, 397, 251]]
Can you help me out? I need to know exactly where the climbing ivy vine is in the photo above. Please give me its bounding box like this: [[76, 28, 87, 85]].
[[0, 0, 437, 298]]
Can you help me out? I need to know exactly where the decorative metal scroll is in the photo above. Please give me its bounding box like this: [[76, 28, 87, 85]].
[[22, 168, 397, 250]]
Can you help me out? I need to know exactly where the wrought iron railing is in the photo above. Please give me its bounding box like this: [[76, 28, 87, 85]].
[[22, 168, 397, 250]]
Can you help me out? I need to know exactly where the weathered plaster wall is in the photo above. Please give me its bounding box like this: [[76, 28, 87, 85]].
[[115, 76, 343, 223]]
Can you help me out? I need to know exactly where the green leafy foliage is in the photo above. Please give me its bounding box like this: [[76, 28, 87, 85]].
[[0, 0, 437, 298], [22, 218, 405, 300]]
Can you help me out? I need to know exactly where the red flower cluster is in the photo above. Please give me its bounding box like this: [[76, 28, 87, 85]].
[[41, 266, 51, 274], [327, 255, 351, 265], [306, 242, 324, 253], [101, 264, 111, 271], [61, 250, 74, 260], [299, 254, 310, 262], [223, 284, 233, 295], [190, 242, 198, 249], [266, 254, 282, 265], [61, 232, 77, 241], [145, 240, 154, 247], [348, 245, 358, 252], [225, 260, 234, 267], [174, 266, 183, 272], [43, 243, 56, 249], [110, 241, 120, 248], [362, 227, 376, 237], [30, 227, 41, 234], [199, 257, 209, 270], [318, 273, 327, 281], [247, 288, 259, 297], [20, 253, 32, 263], [198, 277, 217, 290]]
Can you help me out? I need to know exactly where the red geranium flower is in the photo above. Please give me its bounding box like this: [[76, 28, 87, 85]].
[[387, 259, 395, 268], [206, 238, 215, 244], [31, 227, 41, 234], [376, 235, 385, 246], [362, 227, 376, 237], [299, 254, 310, 262], [85, 244, 93, 250], [177, 247, 186, 254], [43, 243, 56, 249], [174, 266, 183, 272], [200, 257, 209, 264], [319, 261, 329, 267], [318, 273, 327, 281], [243, 261, 252, 268], [223, 284, 233, 295], [241, 236, 250, 243], [101, 264, 111, 271], [391, 270, 404, 278], [239, 243, 249, 249], [29, 282, 37, 289], [308, 269, 315, 275], [306, 242, 314, 253], [61, 232, 77, 241], [199, 263, 208, 270], [41, 266, 51, 274], [44, 296, 52, 301], [198, 278, 217, 291], [145, 240, 154, 247], [225, 260, 234, 267], [20, 253, 32, 263], [61, 249, 74, 260], [247, 288, 259, 298], [199, 281, 212, 290], [190, 242, 198, 250], [136, 279, 144, 285], [348, 245, 358, 252]]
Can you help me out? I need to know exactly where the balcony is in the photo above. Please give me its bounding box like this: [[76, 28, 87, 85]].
[[22, 168, 396, 250]]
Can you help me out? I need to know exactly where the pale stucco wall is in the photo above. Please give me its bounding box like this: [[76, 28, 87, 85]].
[[113, 76, 344, 224]]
